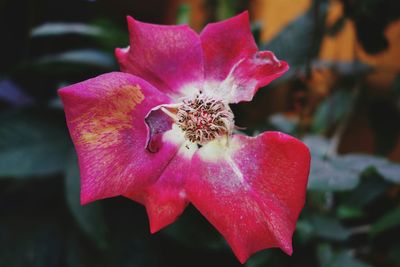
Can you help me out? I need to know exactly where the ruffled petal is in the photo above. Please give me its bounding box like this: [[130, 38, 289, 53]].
[[217, 51, 289, 103], [125, 125, 194, 233], [116, 17, 203, 98], [185, 132, 310, 263], [144, 103, 180, 153], [59, 72, 179, 204], [200, 11, 257, 82], [200, 12, 288, 103], [141, 151, 189, 233]]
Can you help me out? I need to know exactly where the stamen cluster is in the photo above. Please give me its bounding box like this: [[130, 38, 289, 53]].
[[176, 95, 234, 145]]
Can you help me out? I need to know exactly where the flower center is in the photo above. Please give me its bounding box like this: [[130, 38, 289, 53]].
[[176, 95, 234, 145]]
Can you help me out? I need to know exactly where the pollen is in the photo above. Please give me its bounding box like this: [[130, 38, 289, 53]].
[[176, 94, 234, 145]]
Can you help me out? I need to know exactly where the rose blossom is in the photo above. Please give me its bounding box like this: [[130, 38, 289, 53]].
[[59, 12, 310, 263]]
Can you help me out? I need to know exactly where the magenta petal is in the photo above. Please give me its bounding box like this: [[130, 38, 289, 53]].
[[186, 132, 310, 263], [125, 144, 190, 233], [116, 17, 203, 98], [59, 72, 179, 204], [225, 51, 289, 102], [144, 104, 176, 153], [201, 12, 288, 103], [201, 11, 257, 82]]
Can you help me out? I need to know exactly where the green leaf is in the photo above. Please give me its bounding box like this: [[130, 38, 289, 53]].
[[263, 13, 312, 69], [217, 0, 238, 21], [318, 244, 371, 267], [337, 205, 364, 219], [304, 136, 359, 191], [312, 60, 372, 76], [251, 21, 262, 46], [308, 156, 361, 191], [370, 208, 400, 237], [0, 109, 70, 178], [65, 151, 108, 249], [91, 19, 129, 51], [311, 216, 351, 241], [31, 23, 103, 37], [269, 113, 298, 134], [35, 49, 115, 69], [317, 244, 335, 266], [304, 135, 400, 191], [342, 172, 389, 207], [312, 90, 353, 134], [261, 3, 326, 75], [296, 219, 315, 243], [176, 4, 190, 25], [338, 154, 400, 184], [245, 250, 273, 267]]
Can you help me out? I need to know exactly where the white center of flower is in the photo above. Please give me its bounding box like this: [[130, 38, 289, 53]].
[[176, 95, 234, 145]]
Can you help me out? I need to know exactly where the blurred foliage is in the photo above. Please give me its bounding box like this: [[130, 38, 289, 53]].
[[340, 0, 400, 54], [1, 0, 400, 266], [261, 0, 328, 76], [0, 109, 69, 178], [64, 151, 108, 249]]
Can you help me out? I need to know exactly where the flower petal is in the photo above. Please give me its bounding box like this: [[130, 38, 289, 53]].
[[217, 51, 289, 103], [185, 132, 310, 263], [144, 102, 187, 153], [116, 17, 203, 98], [201, 11, 257, 82], [59, 72, 179, 204], [125, 125, 194, 233], [200, 12, 288, 103]]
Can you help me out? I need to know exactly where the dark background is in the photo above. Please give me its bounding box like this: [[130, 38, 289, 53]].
[[1, 0, 400, 266]]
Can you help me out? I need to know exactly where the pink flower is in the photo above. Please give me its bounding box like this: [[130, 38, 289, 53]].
[[59, 12, 310, 263]]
